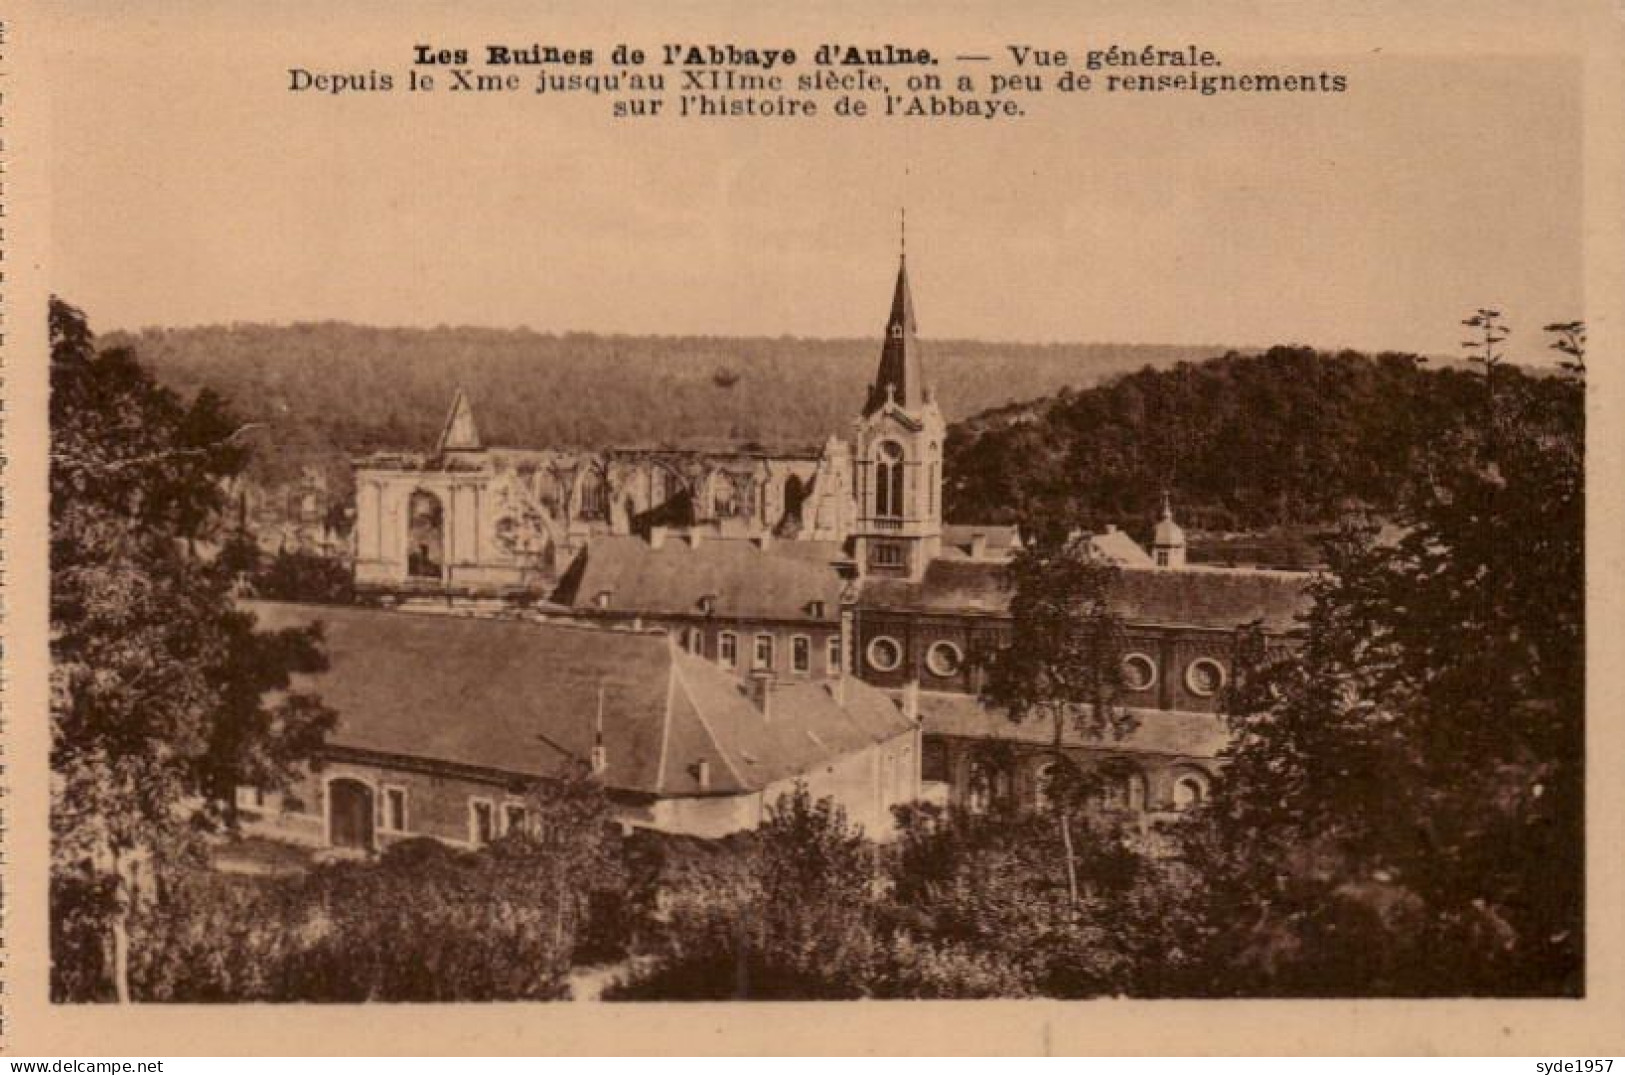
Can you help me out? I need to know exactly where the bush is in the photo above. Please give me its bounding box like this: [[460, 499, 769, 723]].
[[114, 841, 583, 1001]]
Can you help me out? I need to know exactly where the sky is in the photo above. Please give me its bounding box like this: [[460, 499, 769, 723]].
[[43, 2, 1586, 360]]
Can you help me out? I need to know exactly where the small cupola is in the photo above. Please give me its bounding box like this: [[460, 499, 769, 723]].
[[1152, 491, 1187, 569]]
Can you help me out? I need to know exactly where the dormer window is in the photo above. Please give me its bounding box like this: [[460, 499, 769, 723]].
[[698, 594, 718, 615], [595, 590, 613, 609], [808, 599, 826, 620]]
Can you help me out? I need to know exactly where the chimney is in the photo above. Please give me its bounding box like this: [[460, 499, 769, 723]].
[[590, 682, 608, 774], [756, 531, 773, 551], [696, 758, 711, 790], [747, 670, 775, 720], [1105, 524, 1118, 534], [649, 526, 666, 550], [688, 529, 704, 549], [969, 532, 988, 559], [903, 678, 920, 723]]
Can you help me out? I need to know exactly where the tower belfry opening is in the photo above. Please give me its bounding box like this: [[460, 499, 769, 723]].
[[853, 230, 945, 581]]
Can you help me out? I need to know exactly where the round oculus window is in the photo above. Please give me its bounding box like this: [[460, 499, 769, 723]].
[[867, 636, 903, 672], [1120, 653, 1157, 692], [1184, 658, 1227, 697], [926, 641, 963, 677]]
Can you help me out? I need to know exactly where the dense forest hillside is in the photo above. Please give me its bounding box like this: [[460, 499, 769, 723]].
[[943, 346, 1559, 535], [112, 323, 1217, 453], [111, 325, 1551, 553]]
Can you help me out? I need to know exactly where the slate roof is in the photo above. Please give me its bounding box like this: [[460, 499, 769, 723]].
[[940, 524, 1023, 559], [1088, 528, 1156, 568], [911, 690, 1232, 760], [247, 601, 912, 798], [554, 535, 845, 622], [863, 259, 929, 416], [862, 562, 1313, 632]]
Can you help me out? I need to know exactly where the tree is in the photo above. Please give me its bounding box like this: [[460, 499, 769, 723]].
[[1543, 320, 1586, 379], [1461, 307, 1510, 388], [981, 532, 1132, 905], [1185, 323, 1584, 995], [609, 785, 877, 999], [49, 297, 335, 1002]]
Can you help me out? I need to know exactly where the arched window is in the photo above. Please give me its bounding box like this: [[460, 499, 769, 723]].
[[711, 473, 739, 518], [782, 474, 808, 524], [874, 442, 905, 518], [1126, 770, 1149, 812], [1034, 757, 1081, 814], [577, 468, 608, 521], [407, 490, 444, 579], [1172, 771, 1210, 810], [967, 759, 1010, 815]]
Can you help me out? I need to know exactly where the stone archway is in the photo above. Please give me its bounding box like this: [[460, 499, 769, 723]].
[[407, 489, 445, 579]]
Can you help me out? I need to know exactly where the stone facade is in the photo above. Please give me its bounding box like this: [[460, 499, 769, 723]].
[[353, 394, 859, 598], [244, 601, 921, 847]]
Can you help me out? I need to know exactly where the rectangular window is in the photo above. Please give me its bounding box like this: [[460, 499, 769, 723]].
[[792, 635, 811, 674], [827, 635, 842, 673], [754, 633, 774, 670], [383, 786, 408, 832], [686, 627, 705, 655], [719, 632, 738, 667], [503, 803, 528, 836], [471, 799, 495, 845], [870, 542, 905, 568]]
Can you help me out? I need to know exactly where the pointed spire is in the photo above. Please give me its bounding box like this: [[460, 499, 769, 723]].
[[436, 387, 482, 453], [863, 239, 927, 417]]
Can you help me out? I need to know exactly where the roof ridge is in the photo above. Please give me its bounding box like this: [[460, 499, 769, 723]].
[[667, 656, 751, 791], [655, 648, 678, 795]]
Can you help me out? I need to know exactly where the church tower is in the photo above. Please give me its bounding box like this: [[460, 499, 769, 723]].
[[851, 235, 945, 580]]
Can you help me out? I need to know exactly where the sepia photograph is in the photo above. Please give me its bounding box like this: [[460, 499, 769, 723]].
[[4, 0, 1624, 1058]]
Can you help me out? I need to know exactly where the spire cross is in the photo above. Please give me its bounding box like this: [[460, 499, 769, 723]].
[[900, 207, 906, 262]]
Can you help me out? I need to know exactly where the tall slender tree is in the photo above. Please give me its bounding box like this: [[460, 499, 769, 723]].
[[982, 532, 1131, 904]]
